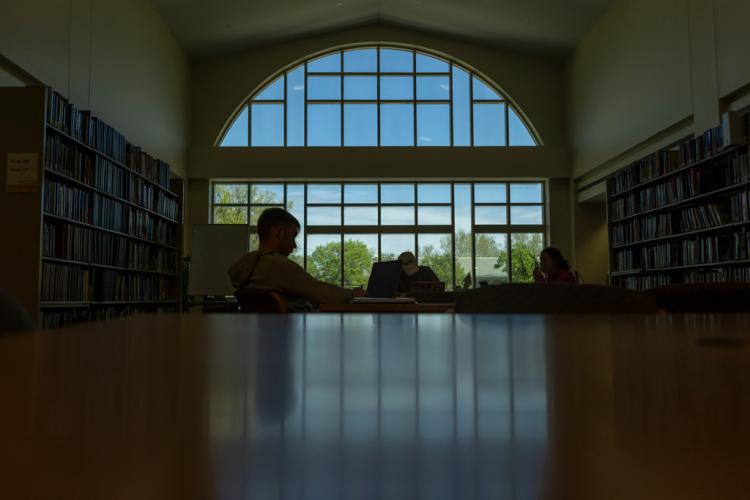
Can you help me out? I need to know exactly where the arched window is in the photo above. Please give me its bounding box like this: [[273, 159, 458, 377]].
[[219, 46, 538, 147]]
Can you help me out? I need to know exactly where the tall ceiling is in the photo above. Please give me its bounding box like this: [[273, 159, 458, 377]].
[[149, 0, 615, 57]]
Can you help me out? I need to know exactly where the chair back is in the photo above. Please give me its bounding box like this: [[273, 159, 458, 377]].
[[234, 289, 288, 313], [0, 289, 35, 333], [645, 282, 750, 312], [455, 284, 658, 314]]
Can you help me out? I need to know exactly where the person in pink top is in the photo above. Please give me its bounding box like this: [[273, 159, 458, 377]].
[[533, 247, 577, 284]]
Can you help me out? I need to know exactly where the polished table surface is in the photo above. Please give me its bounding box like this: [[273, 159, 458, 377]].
[[1, 313, 749, 500]]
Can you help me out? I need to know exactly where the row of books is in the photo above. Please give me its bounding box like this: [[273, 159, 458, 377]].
[[609, 150, 681, 196], [41, 262, 172, 302], [92, 193, 177, 246], [612, 214, 672, 246], [680, 203, 728, 232], [44, 178, 92, 224], [641, 243, 680, 269], [682, 236, 723, 266], [126, 144, 171, 189], [43, 222, 135, 268], [731, 192, 750, 222], [679, 124, 725, 166], [720, 151, 750, 185], [41, 263, 90, 302], [94, 271, 171, 302], [613, 274, 671, 292], [615, 250, 635, 271], [46, 136, 178, 218], [47, 91, 173, 189], [45, 133, 94, 184], [128, 241, 177, 273], [41, 303, 177, 329]]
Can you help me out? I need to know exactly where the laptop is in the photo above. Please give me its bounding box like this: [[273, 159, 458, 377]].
[[351, 261, 415, 303]]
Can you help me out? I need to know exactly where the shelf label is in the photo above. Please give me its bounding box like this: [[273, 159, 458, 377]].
[[6, 153, 38, 192]]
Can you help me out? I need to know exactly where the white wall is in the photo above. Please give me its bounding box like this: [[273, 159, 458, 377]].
[[0, 0, 190, 178]]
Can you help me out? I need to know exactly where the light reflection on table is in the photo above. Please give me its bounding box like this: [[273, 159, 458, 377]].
[[1, 313, 748, 500]]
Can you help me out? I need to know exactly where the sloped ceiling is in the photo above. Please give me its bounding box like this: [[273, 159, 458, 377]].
[[149, 0, 615, 57]]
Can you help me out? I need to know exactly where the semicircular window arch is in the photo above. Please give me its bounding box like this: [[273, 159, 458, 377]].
[[219, 46, 538, 148]]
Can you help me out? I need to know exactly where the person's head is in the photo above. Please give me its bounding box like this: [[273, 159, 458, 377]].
[[257, 208, 300, 256], [539, 247, 570, 273], [397, 251, 419, 276]]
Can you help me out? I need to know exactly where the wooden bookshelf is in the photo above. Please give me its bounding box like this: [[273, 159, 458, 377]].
[[0, 86, 183, 328], [606, 113, 750, 291]]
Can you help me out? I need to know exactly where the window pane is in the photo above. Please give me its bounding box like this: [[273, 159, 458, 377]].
[[344, 234, 378, 286], [417, 104, 450, 146], [475, 205, 507, 225], [344, 76, 376, 100], [381, 206, 415, 225], [418, 184, 451, 203], [254, 76, 284, 100], [220, 107, 248, 146], [511, 233, 544, 283], [287, 184, 305, 266], [344, 206, 377, 225], [416, 53, 449, 73], [308, 52, 341, 72], [380, 48, 413, 72], [307, 104, 341, 146], [251, 104, 284, 146], [418, 234, 452, 289], [287, 66, 305, 146], [510, 183, 543, 203], [380, 76, 413, 100], [454, 184, 472, 287], [307, 234, 342, 285], [308, 76, 341, 100], [473, 103, 506, 146], [344, 104, 377, 146], [344, 184, 377, 203], [213, 206, 247, 224], [250, 233, 259, 252], [418, 206, 451, 225], [381, 234, 415, 261], [308, 184, 342, 203], [416, 76, 450, 100], [250, 205, 283, 225], [474, 183, 507, 203], [251, 184, 284, 204], [380, 104, 414, 146], [381, 184, 415, 204], [509, 107, 536, 146], [475, 234, 508, 285], [308, 207, 341, 225], [510, 206, 543, 225], [472, 77, 501, 100], [344, 48, 377, 72], [214, 184, 247, 204], [452, 67, 470, 147]]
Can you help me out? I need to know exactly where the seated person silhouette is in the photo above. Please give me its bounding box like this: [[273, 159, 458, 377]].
[[396, 251, 441, 292], [533, 246, 576, 284], [228, 208, 365, 309]]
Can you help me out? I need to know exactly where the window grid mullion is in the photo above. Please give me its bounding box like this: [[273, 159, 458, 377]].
[[412, 50, 417, 147]]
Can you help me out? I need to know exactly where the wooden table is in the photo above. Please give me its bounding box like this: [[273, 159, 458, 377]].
[[2, 313, 749, 500], [319, 302, 454, 312]]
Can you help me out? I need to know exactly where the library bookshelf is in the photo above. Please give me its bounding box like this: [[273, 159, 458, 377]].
[[0, 86, 183, 328], [606, 113, 750, 291]]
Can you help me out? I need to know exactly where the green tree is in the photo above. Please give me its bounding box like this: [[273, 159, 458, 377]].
[[494, 233, 544, 283], [307, 239, 375, 286]]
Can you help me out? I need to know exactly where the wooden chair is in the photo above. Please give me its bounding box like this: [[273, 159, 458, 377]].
[[455, 284, 658, 314], [646, 282, 750, 312], [234, 289, 288, 313]]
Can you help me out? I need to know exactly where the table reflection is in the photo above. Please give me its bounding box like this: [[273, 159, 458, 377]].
[[207, 314, 548, 500]]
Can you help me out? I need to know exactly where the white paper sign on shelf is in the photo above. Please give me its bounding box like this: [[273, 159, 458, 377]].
[[6, 153, 38, 192]]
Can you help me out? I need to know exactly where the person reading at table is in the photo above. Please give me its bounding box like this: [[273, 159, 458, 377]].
[[228, 208, 365, 307], [397, 251, 441, 292], [533, 247, 577, 284]]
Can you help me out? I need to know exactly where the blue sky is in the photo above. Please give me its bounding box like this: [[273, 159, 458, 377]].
[[220, 49, 537, 148]]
